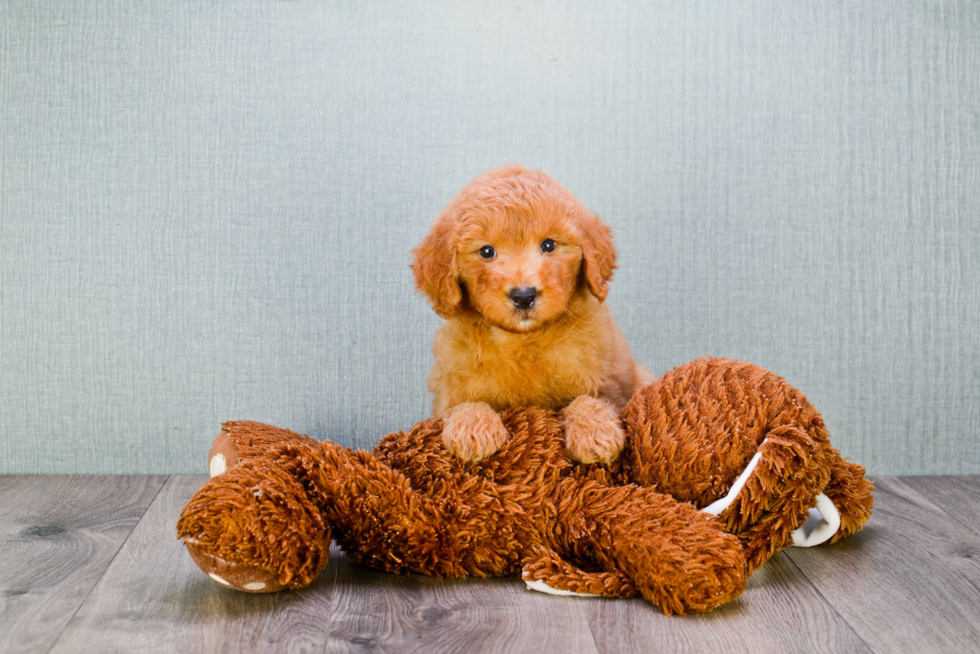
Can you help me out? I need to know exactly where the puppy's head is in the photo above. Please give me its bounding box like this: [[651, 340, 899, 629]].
[[412, 165, 616, 332]]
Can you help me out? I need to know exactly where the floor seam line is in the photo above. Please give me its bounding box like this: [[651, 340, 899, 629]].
[[782, 551, 875, 654], [584, 608, 604, 654], [322, 544, 343, 653], [44, 474, 171, 654], [898, 476, 980, 541]]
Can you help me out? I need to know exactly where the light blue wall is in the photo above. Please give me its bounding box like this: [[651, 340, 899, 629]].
[[2, 1, 978, 475]]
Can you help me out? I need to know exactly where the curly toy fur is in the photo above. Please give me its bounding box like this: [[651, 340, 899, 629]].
[[177, 358, 874, 613], [412, 166, 653, 464], [179, 409, 747, 615]]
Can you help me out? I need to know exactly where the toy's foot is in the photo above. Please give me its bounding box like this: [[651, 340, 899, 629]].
[[521, 546, 637, 598], [561, 396, 625, 464], [698, 439, 843, 549], [442, 402, 509, 462], [823, 457, 875, 543], [791, 493, 841, 547], [185, 542, 287, 593], [524, 578, 596, 597]]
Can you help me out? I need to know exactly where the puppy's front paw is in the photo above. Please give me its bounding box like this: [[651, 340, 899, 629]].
[[442, 402, 509, 462], [561, 395, 625, 464]]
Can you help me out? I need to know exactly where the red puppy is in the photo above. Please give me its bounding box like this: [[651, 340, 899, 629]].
[[412, 165, 652, 463]]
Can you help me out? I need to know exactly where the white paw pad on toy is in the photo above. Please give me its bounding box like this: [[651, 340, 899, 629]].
[[790, 493, 841, 547], [209, 453, 227, 478], [524, 578, 596, 597]]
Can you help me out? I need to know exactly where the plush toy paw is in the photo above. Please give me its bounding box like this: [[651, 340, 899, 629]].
[[522, 546, 637, 598], [561, 395, 625, 464], [791, 493, 841, 547], [442, 402, 510, 462]]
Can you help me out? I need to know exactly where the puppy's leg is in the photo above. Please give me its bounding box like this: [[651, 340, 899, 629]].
[[442, 401, 509, 462], [561, 395, 626, 464]]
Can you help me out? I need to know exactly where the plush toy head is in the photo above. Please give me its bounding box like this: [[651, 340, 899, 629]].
[[180, 422, 334, 592]]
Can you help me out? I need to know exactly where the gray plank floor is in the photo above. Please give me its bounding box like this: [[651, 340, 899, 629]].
[[1, 475, 978, 654]]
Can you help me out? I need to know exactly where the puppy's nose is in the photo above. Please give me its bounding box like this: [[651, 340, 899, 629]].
[[509, 287, 537, 311]]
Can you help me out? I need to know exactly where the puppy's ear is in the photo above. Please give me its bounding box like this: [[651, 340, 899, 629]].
[[576, 212, 617, 302], [411, 217, 462, 317]]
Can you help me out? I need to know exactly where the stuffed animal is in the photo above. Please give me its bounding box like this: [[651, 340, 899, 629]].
[[178, 411, 748, 615], [177, 357, 873, 613]]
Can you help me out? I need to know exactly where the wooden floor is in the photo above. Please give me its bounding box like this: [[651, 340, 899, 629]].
[[1, 476, 979, 653]]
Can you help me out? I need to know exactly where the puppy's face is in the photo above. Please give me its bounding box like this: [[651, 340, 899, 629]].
[[412, 166, 617, 328], [457, 215, 582, 332]]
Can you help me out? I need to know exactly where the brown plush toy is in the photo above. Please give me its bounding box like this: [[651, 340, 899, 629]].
[[178, 411, 747, 615], [177, 358, 873, 613]]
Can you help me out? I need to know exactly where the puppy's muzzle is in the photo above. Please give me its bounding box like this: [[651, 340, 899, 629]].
[[509, 287, 538, 311]]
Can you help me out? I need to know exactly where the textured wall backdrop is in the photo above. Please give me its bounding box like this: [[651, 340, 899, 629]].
[[1, 1, 978, 475]]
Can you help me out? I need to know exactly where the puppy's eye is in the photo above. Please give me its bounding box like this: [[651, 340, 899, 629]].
[[540, 238, 557, 253], [479, 245, 496, 259]]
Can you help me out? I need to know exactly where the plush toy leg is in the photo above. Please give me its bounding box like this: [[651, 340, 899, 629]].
[[706, 426, 833, 573], [819, 454, 875, 544], [177, 457, 332, 592], [309, 440, 539, 579], [556, 480, 747, 615], [522, 546, 638, 598]]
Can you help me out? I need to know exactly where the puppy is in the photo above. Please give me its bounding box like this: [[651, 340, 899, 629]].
[[412, 165, 653, 464]]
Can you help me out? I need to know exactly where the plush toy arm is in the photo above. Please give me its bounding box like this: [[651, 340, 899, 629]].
[[713, 433, 872, 557], [702, 425, 834, 572], [312, 439, 536, 579], [555, 480, 747, 615], [522, 546, 637, 598], [182, 431, 519, 590]]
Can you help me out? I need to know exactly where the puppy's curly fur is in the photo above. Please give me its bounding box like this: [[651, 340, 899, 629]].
[[412, 166, 653, 463]]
